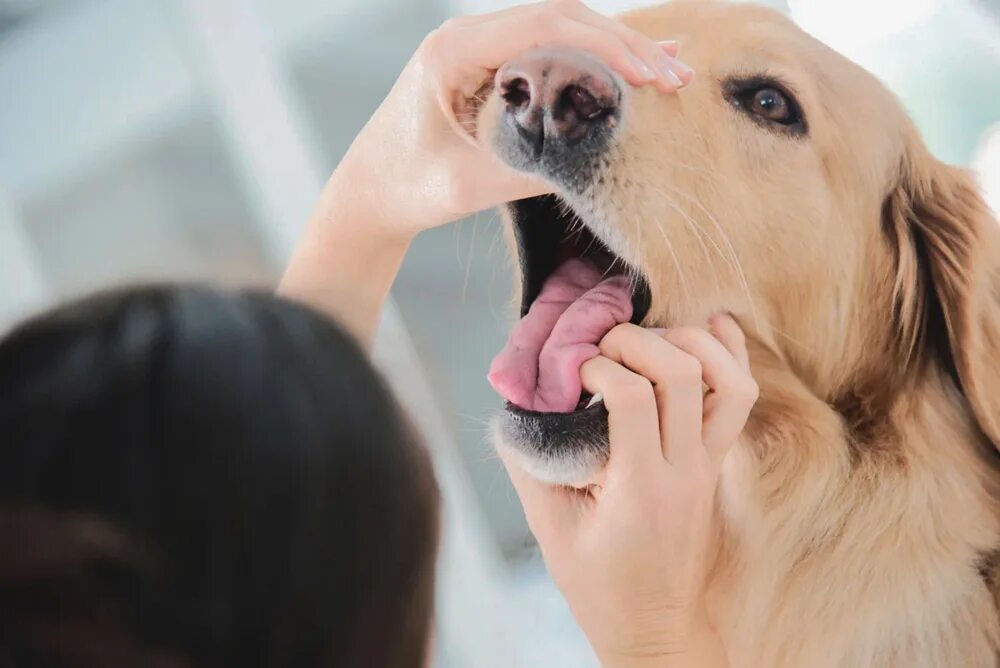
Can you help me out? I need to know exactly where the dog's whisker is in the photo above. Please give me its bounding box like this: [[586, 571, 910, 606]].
[[659, 136, 715, 174], [486, 212, 504, 257], [659, 183, 737, 272], [658, 146, 714, 178], [658, 194, 723, 300], [667, 160, 714, 177], [771, 326, 816, 355], [652, 217, 691, 305], [460, 413, 496, 429], [600, 254, 627, 282], [663, 183, 760, 331], [462, 211, 481, 304]]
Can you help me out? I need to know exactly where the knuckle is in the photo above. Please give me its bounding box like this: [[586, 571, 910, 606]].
[[670, 326, 711, 345], [438, 16, 463, 33], [622, 26, 651, 46], [535, 0, 573, 33], [421, 24, 451, 55], [598, 322, 634, 351], [535, 4, 564, 28], [548, 0, 581, 11], [616, 376, 654, 402], [720, 376, 759, 405], [668, 353, 703, 385]]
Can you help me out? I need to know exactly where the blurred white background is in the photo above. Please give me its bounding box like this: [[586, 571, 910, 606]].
[[1, 0, 998, 666]]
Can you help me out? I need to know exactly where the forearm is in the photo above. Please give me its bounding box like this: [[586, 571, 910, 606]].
[[278, 163, 415, 349]]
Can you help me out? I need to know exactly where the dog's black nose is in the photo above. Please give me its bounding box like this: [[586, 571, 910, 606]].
[[496, 48, 621, 162]]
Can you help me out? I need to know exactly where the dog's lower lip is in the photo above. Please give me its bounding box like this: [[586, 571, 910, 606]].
[[504, 399, 605, 417]]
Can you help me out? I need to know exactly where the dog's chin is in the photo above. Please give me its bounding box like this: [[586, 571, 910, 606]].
[[492, 401, 610, 486]]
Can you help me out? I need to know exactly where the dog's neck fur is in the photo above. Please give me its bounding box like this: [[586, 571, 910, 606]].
[[708, 331, 1000, 666]]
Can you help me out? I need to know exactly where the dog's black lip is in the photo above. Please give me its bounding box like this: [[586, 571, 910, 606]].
[[503, 399, 608, 423], [628, 273, 653, 326]]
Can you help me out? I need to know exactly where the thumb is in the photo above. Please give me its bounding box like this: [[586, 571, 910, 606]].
[[497, 445, 580, 549]]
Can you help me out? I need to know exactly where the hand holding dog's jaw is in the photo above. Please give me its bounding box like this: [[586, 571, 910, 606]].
[[500, 318, 754, 668]]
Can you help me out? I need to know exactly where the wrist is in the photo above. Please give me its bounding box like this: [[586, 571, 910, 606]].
[[279, 157, 416, 347], [323, 108, 463, 235], [313, 158, 418, 246], [598, 615, 727, 668]]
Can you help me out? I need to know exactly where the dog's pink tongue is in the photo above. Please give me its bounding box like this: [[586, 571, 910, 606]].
[[489, 258, 633, 412]]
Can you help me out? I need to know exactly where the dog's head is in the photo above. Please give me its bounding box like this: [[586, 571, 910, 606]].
[[477, 0, 1000, 484]]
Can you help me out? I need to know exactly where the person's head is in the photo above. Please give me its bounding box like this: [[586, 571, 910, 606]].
[[0, 286, 439, 667]]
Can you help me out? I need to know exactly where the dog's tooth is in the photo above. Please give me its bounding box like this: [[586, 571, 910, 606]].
[[586, 393, 604, 409]]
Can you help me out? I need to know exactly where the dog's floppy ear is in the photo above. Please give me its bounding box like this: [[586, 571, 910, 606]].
[[886, 140, 1000, 451]]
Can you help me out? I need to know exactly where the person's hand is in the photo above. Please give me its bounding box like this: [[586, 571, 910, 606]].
[[499, 315, 757, 668], [321, 0, 693, 235], [283, 1, 693, 346]]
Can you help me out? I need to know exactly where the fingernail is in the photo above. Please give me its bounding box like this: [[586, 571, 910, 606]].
[[627, 54, 656, 81], [657, 39, 679, 56], [646, 327, 669, 337], [585, 393, 604, 409], [671, 57, 695, 83], [654, 53, 685, 88]]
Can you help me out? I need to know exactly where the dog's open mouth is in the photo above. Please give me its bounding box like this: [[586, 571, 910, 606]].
[[489, 195, 651, 416]]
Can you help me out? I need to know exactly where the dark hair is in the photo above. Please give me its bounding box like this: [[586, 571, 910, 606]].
[[0, 286, 439, 668]]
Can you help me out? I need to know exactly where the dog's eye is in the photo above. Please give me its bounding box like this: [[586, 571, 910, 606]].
[[749, 88, 792, 123], [725, 77, 806, 135]]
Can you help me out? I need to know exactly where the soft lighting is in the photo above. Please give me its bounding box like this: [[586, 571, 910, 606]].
[[787, 0, 940, 56], [973, 124, 1000, 218]]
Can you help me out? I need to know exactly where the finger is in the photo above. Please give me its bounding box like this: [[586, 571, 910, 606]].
[[462, 2, 679, 61], [662, 326, 758, 463], [661, 326, 745, 398], [428, 6, 658, 86], [578, 355, 662, 478], [708, 312, 751, 370], [597, 324, 703, 468], [559, 2, 693, 91], [658, 40, 680, 57], [497, 444, 579, 548]]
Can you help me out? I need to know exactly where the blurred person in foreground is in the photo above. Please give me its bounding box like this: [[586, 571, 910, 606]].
[[0, 2, 756, 667]]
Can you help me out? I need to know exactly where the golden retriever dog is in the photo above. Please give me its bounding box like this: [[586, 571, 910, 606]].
[[474, 1, 1000, 665]]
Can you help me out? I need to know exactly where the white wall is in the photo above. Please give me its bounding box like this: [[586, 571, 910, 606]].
[[0, 190, 48, 328], [451, 0, 789, 16]]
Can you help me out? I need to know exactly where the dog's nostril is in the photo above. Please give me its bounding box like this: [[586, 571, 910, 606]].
[[560, 85, 604, 121], [502, 77, 532, 110], [494, 50, 620, 161]]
